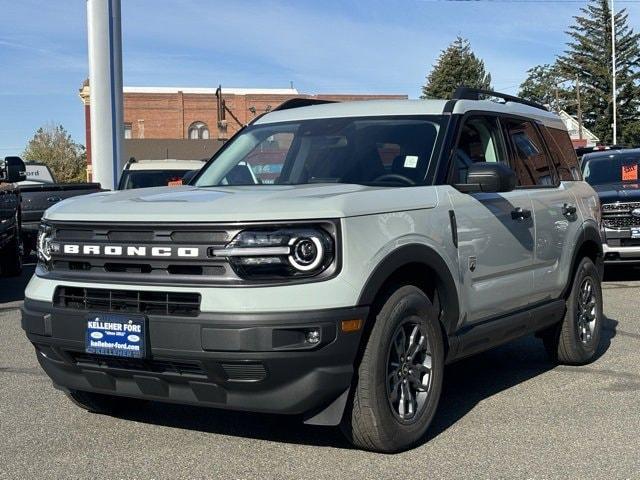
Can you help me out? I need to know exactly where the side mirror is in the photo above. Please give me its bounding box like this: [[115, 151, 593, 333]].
[[181, 170, 198, 185], [0, 156, 27, 183], [455, 162, 516, 193]]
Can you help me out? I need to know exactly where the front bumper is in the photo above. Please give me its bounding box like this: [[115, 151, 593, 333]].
[[603, 228, 640, 263], [22, 299, 368, 419]]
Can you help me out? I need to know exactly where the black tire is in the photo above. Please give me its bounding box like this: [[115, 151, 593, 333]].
[[340, 285, 444, 453], [543, 257, 603, 365], [66, 389, 149, 415], [0, 221, 23, 277]]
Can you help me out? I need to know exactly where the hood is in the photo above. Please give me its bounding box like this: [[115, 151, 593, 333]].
[[44, 184, 439, 223], [591, 182, 640, 204]]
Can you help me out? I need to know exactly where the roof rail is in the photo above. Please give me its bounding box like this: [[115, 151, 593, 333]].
[[452, 87, 548, 112], [272, 98, 338, 112]]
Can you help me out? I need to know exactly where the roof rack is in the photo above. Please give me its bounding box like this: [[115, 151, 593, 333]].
[[272, 98, 338, 112], [452, 87, 548, 112]]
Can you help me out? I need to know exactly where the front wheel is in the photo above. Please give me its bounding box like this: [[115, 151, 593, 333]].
[[543, 257, 603, 365], [341, 285, 444, 453]]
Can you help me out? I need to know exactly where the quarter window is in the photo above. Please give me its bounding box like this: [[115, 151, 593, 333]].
[[541, 127, 581, 181]]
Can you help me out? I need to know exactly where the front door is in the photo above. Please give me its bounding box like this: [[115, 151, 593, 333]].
[[448, 115, 535, 323]]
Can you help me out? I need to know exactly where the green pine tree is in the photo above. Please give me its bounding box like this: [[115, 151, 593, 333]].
[[421, 37, 492, 100], [556, 0, 640, 144]]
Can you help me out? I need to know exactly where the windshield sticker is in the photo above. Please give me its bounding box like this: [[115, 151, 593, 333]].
[[622, 164, 638, 181], [404, 156, 419, 169]]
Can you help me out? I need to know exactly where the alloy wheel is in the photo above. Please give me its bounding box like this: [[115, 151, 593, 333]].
[[386, 317, 433, 422], [577, 277, 598, 345]]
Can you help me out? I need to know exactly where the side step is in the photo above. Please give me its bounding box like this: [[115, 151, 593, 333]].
[[447, 299, 566, 363]]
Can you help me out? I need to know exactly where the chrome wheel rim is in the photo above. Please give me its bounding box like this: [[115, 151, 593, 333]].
[[577, 278, 597, 345], [386, 318, 433, 422]]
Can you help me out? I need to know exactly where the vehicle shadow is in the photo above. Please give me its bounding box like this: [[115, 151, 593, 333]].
[[603, 265, 640, 282], [0, 260, 35, 307], [116, 319, 618, 450]]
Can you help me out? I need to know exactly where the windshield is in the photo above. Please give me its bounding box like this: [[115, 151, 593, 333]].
[[582, 153, 640, 185], [120, 170, 192, 190], [195, 116, 444, 187]]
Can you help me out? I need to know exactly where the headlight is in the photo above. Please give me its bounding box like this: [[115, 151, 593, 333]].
[[212, 226, 335, 280], [37, 223, 53, 267]]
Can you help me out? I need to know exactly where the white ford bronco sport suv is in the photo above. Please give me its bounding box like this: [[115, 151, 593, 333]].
[[22, 89, 604, 452]]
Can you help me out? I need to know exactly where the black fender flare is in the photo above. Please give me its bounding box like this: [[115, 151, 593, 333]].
[[356, 244, 460, 335], [562, 221, 603, 298]]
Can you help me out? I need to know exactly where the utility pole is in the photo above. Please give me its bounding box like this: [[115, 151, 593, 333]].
[[611, 0, 618, 144], [576, 76, 583, 140]]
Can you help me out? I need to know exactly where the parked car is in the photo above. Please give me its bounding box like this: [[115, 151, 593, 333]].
[[18, 161, 101, 255], [118, 158, 206, 190], [0, 156, 26, 276], [582, 148, 640, 264], [23, 90, 604, 453]]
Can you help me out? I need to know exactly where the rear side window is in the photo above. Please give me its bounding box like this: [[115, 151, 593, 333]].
[[542, 127, 581, 181], [503, 119, 554, 187]]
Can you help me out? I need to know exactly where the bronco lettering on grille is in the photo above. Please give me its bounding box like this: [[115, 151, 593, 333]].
[[61, 244, 200, 257]]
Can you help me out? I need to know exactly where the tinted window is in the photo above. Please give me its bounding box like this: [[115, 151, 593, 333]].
[[541, 127, 581, 181], [504, 120, 553, 187], [582, 153, 640, 185], [453, 116, 506, 184], [195, 117, 444, 187]]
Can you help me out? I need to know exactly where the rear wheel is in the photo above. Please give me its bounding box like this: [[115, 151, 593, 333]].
[[0, 218, 23, 277], [66, 389, 149, 415], [341, 285, 444, 453], [543, 257, 603, 365]]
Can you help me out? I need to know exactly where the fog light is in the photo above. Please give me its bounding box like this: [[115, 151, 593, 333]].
[[306, 328, 321, 344]]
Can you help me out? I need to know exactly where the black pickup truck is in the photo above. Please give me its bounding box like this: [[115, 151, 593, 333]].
[[581, 148, 640, 264], [18, 161, 101, 254], [0, 157, 26, 276]]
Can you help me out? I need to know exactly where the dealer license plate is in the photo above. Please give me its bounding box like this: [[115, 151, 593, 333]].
[[85, 313, 146, 359]]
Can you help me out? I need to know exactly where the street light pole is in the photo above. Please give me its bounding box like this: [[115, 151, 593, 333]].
[[611, 0, 618, 144]]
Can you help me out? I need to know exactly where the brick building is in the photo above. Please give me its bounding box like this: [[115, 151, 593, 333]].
[[78, 81, 407, 180]]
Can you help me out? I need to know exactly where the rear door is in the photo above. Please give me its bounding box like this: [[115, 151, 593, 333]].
[[502, 119, 580, 303], [448, 115, 535, 323]]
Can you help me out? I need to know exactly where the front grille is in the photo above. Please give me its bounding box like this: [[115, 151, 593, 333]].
[[70, 352, 207, 378], [602, 202, 640, 229], [46, 222, 240, 285], [54, 286, 201, 317]]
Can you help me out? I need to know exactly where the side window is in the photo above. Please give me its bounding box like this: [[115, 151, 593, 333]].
[[503, 119, 554, 187], [453, 116, 506, 184], [541, 127, 581, 181]]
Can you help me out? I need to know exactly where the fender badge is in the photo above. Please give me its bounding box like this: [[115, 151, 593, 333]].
[[469, 256, 477, 272]]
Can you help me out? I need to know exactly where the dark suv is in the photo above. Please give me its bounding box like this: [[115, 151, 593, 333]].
[[582, 149, 640, 264]]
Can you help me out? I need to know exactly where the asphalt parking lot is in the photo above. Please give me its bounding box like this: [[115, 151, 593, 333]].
[[1, 263, 639, 479]]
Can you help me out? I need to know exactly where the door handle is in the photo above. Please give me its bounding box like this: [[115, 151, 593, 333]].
[[562, 203, 577, 216], [511, 207, 531, 221]]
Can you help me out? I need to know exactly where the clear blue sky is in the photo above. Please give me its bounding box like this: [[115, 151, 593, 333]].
[[2, 0, 640, 157]]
